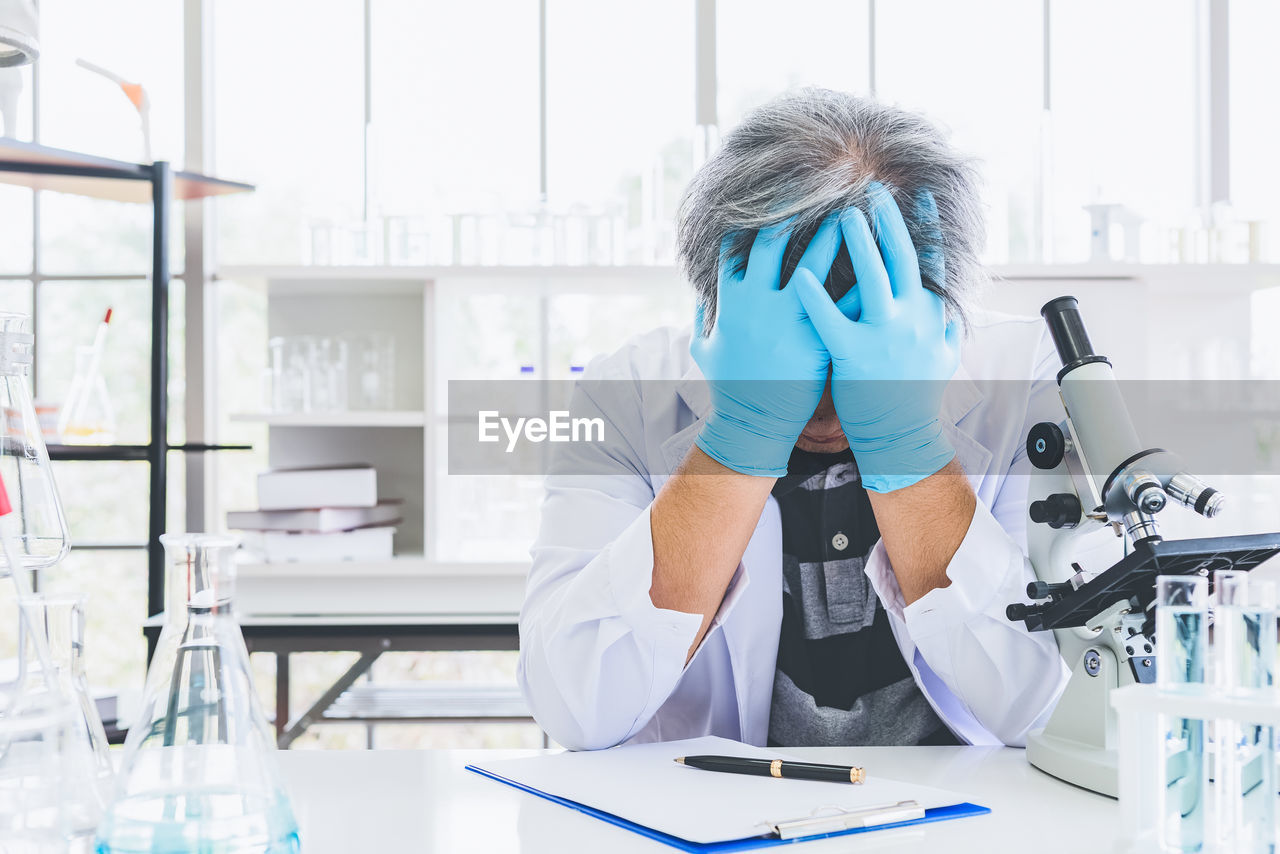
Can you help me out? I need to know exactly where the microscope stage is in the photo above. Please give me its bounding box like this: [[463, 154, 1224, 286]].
[[1015, 532, 1280, 632]]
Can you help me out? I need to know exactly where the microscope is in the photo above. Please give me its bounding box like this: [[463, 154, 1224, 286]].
[[1005, 296, 1280, 798]]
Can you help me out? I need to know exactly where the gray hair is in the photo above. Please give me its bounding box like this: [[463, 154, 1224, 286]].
[[678, 88, 986, 334]]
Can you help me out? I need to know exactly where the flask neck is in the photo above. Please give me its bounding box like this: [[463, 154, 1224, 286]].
[[19, 594, 85, 682], [162, 536, 239, 623], [0, 314, 33, 377]]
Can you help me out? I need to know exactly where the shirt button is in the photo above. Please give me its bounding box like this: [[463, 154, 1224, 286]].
[[832, 532, 849, 551]]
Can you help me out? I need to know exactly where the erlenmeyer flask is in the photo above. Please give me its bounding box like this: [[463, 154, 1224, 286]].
[[24, 594, 114, 802], [0, 592, 114, 846], [0, 312, 71, 571], [0, 691, 79, 849], [97, 534, 300, 854]]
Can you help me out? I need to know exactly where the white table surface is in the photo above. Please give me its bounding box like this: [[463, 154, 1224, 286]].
[[278, 745, 1120, 853]]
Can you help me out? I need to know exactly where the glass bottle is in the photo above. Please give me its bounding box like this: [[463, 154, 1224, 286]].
[[0, 312, 71, 571], [1155, 574, 1209, 853], [97, 534, 300, 854]]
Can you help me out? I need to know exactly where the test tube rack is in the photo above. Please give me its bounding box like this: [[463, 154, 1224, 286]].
[[1113, 683, 1280, 849]]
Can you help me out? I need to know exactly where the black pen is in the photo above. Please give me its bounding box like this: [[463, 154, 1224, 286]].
[[675, 754, 865, 784]]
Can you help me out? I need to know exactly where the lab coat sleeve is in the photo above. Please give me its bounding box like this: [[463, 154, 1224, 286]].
[[516, 364, 745, 750], [863, 328, 1070, 746]]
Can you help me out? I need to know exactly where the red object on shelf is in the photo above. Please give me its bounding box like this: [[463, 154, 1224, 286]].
[[0, 471, 13, 517]]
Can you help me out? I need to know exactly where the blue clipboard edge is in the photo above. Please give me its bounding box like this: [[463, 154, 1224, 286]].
[[465, 763, 990, 853]]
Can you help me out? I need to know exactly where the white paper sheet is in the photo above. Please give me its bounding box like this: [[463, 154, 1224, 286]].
[[469, 736, 974, 845]]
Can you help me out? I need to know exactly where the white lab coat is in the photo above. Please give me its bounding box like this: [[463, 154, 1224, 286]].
[[517, 309, 1072, 750]]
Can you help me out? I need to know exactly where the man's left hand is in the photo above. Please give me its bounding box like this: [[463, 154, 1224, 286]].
[[793, 182, 960, 493]]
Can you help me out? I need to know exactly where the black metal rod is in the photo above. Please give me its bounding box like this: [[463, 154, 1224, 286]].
[[148, 162, 171, 627], [0, 160, 151, 181], [47, 444, 151, 462]]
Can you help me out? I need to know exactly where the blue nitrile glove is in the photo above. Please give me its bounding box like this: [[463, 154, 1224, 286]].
[[792, 184, 961, 492], [691, 216, 843, 477]]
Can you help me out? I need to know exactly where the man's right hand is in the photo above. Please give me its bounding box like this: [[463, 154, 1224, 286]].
[[690, 215, 844, 478]]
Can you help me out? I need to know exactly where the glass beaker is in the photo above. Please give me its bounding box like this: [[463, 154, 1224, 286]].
[[310, 337, 348, 413], [1155, 574, 1209, 853], [274, 336, 314, 414], [0, 313, 70, 572], [97, 534, 299, 854], [353, 333, 395, 410], [58, 345, 116, 444]]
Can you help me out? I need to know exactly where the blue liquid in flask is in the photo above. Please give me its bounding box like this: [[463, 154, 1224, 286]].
[[96, 535, 300, 854], [95, 764, 299, 854]]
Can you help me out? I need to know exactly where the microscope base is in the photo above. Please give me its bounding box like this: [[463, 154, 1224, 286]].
[[1026, 728, 1118, 798]]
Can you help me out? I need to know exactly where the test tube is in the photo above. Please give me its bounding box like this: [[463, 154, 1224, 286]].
[[1156, 574, 1209, 852], [1214, 572, 1277, 853]]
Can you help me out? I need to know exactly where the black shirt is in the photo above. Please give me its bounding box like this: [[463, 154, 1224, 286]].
[[767, 448, 959, 747]]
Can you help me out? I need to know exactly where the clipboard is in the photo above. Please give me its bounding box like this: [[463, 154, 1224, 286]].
[[466, 736, 990, 851]]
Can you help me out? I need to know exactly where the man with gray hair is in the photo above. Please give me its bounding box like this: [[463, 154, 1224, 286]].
[[518, 89, 1069, 750]]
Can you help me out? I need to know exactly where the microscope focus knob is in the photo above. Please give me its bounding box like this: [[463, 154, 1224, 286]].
[[1027, 422, 1067, 470], [1030, 493, 1082, 529]]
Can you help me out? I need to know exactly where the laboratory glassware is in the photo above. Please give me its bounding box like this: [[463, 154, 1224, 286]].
[[1212, 571, 1276, 852], [383, 215, 430, 265], [58, 344, 117, 443], [1155, 574, 1209, 853], [0, 312, 70, 571], [58, 306, 117, 444], [0, 692, 78, 848], [354, 333, 395, 410], [311, 337, 348, 413], [0, 592, 114, 845], [97, 534, 300, 854], [267, 336, 315, 414], [20, 594, 112, 801]]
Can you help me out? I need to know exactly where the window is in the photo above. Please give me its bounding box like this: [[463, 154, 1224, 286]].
[[1048, 0, 1198, 262], [214, 0, 365, 265], [0, 2, 187, 707], [35, 0, 184, 163], [716, 0, 871, 130], [545, 0, 695, 265], [1230, 0, 1280, 261], [370, 0, 541, 222], [0, 188, 32, 273], [875, 0, 1042, 264]]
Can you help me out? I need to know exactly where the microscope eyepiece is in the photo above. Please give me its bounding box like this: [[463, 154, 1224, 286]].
[[1041, 296, 1111, 382]]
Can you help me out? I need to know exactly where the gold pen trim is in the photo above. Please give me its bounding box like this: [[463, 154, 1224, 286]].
[[850, 766, 865, 784], [769, 759, 783, 778]]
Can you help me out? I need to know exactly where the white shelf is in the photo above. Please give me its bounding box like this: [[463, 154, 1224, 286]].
[[991, 263, 1280, 290], [219, 261, 1280, 284], [236, 556, 528, 578], [232, 556, 530, 617], [217, 264, 684, 282], [231, 411, 426, 427]]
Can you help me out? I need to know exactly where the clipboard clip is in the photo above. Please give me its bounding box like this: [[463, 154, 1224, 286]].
[[766, 800, 926, 840]]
